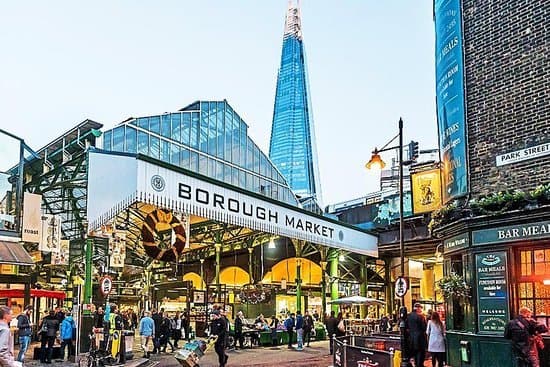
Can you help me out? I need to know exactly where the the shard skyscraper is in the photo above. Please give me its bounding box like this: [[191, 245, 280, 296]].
[[269, 1, 322, 212]]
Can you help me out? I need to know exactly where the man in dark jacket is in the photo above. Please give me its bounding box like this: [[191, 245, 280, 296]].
[[406, 303, 427, 367], [504, 307, 535, 367], [210, 310, 228, 367], [234, 311, 244, 349], [325, 311, 338, 354], [284, 313, 295, 349], [303, 310, 314, 347], [16, 305, 33, 363], [40, 310, 60, 363], [151, 309, 162, 354]]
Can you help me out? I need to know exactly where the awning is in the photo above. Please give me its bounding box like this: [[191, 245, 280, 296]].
[[0, 241, 34, 266], [0, 289, 66, 300]]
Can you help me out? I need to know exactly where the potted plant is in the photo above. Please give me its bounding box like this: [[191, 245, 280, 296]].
[[437, 272, 471, 302]]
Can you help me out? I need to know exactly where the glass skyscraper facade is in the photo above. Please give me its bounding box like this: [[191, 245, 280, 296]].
[[269, 1, 322, 207], [102, 100, 299, 206]]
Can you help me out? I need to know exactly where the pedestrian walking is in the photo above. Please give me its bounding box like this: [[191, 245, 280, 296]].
[[39, 310, 59, 364], [182, 310, 191, 341], [151, 309, 162, 354], [406, 303, 427, 367], [210, 310, 228, 367], [172, 311, 182, 349], [139, 311, 155, 358], [15, 306, 32, 363], [284, 313, 295, 349], [59, 312, 75, 361], [529, 322, 548, 367], [426, 311, 445, 367], [159, 313, 175, 353], [303, 310, 314, 347], [0, 306, 18, 367], [234, 311, 245, 349], [325, 311, 338, 355], [295, 311, 304, 350], [336, 312, 346, 337]]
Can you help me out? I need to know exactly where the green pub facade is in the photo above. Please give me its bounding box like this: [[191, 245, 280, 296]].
[[433, 0, 550, 366]]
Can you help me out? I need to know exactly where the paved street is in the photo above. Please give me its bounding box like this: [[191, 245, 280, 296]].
[[151, 341, 332, 367]]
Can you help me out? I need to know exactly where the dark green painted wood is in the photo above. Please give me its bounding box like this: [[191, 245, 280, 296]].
[[447, 332, 513, 367]]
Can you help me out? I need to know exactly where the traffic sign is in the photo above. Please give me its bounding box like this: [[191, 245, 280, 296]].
[[395, 276, 408, 297], [100, 276, 113, 297]]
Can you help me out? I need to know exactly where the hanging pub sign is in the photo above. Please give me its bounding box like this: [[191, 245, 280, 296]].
[[22, 192, 42, 243], [39, 214, 61, 253], [411, 168, 442, 214], [100, 276, 113, 297], [109, 231, 126, 268], [476, 251, 509, 333]]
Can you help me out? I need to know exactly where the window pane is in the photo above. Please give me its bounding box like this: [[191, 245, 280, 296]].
[[182, 113, 191, 146], [191, 113, 200, 149], [161, 140, 170, 162], [161, 115, 171, 138], [189, 151, 198, 172], [181, 148, 190, 169], [103, 130, 112, 151], [224, 164, 232, 184], [113, 126, 124, 152], [150, 116, 160, 134], [150, 136, 160, 159], [137, 117, 148, 129], [170, 143, 180, 166], [171, 113, 181, 142], [138, 131, 149, 154], [208, 102, 217, 156], [200, 108, 209, 153], [125, 127, 137, 153], [224, 108, 232, 161], [208, 158, 215, 178], [232, 167, 239, 186], [216, 161, 224, 181], [199, 154, 208, 175]]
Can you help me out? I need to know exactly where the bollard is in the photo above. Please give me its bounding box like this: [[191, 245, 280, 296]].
[[119, 331, 126, 364], [343, 340, 348, 367]]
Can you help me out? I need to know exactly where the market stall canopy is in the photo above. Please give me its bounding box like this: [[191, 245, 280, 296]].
[[86, 151, 378, 257], [328, 296, 386, 306], [0, 241, 34, 266], [0, 289, 66, 300]]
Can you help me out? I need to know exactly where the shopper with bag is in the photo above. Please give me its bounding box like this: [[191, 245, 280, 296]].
[[336, 312, 346, 337], [39, 310, 59, 364], [426, 311, 446, 367]]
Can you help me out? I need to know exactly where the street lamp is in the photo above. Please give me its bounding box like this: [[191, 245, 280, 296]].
[[366, 117, 411, 367]]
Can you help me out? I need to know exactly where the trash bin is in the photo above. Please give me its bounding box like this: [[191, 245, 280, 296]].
[[123, 330, 135, 360]]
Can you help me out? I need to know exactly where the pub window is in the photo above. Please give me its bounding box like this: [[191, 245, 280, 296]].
[[445, 254, 465, 330], [517, 248, 550, 328]]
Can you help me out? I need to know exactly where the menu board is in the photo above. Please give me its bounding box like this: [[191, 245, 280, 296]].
[[476, 251, 509, 333]]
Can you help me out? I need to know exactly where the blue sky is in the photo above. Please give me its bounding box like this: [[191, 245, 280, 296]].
[[0, 1, 436, 206]]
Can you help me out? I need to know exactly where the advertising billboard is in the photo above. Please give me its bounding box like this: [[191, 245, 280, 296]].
[[434, 0, 468, 203]]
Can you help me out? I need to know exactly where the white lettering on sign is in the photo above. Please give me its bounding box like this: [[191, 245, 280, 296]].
[[496, 142, 550, 166]]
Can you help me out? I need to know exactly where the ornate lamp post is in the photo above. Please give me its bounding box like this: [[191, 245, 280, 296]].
[[366, 117, 411, 367]]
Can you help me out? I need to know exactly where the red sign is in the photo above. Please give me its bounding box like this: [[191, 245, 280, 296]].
[[100, 276, 113, 297]]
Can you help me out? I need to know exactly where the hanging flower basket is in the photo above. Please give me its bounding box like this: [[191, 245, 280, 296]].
[[437, 273, 471, 301]]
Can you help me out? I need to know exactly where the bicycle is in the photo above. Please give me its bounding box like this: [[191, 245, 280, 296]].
[[78, 333, 116, 367]]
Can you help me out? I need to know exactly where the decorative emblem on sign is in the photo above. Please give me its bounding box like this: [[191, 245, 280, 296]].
[[338, 231, 344, 241], [100, 276, 113, 297], [395, 276, 408, 297], [141, 209, 186, 263], [150, 175, 165, 192], [481, 254, 501, 266]]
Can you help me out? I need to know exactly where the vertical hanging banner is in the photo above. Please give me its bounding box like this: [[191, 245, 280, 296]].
[[110, 231, 126, 268], [51, 240, 69, 265], [434, 0, 468, 203], [22, 192, 42, 243], [39, 214, 61, 253]]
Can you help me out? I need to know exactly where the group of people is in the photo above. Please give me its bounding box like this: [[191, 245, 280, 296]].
[[137, 308, 191, 358], [504, 307, 548, 367], [281, 310, 315, 350], [0, 305, 76, 367]]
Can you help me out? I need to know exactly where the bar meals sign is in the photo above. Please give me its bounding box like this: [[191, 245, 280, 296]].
[[496, 141, 550, 166], [473, 220, 550, 246]]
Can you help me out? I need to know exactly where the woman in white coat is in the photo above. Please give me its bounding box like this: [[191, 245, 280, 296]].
[[426, 311, 446, 367]]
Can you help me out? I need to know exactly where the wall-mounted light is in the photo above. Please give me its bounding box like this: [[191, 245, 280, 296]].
[[543, 279, 550, 286], [268, 238, 276, 249], [339, 253, 345, 262]]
